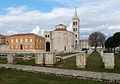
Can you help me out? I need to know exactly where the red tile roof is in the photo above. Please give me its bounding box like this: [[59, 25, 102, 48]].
[[9, 33, 45, 39]]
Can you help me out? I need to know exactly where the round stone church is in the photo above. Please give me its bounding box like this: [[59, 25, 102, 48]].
[[44, 8, 80, 53]]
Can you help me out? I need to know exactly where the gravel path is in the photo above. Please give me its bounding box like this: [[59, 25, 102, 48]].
[[0, 64, 120, 83]]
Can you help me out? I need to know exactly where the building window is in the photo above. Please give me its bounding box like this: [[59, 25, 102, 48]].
[[73, 29, 75, 32], [36, 44, 39, 48], [11, 39, 13, 43], [48, 35, 49, 37], [76, 35, 77, 37], [20, 39, 23, 43], [45, 35, 47, 37], [73, 22, 75, 25], [30, 44, 32, 48], [37, 39, 38, 42], [40, 40, 41, 43], [16, 39, 18, 43], [25, 44, 28, 48], [25, 39, 28, 42], [76, 40, 77, 43], [16, 45, 18, 48], [76, 28, 77, 31], [11, 45, 13, 48], [73, 22, 77, 25], [64, 47, 66, 51], [30, 39, 32, 42], [75, 22, 77, 25]]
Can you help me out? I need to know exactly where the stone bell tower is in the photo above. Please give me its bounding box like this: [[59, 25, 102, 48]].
[[72, 7, 80, 50]]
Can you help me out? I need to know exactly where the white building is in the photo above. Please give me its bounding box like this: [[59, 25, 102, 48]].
[[80, 39, 90, 50], [44, 8, 80, 53]]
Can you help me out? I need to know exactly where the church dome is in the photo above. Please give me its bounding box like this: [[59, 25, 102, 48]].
[[54, 24, 67, 31]]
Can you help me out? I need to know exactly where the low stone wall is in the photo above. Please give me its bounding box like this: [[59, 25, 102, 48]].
[[0, 64, 120, 83]]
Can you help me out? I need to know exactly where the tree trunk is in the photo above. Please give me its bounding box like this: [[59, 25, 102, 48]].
[[95, 45, 97, 51], [114, 47, 115, 53], [110, 48, 112, 52]]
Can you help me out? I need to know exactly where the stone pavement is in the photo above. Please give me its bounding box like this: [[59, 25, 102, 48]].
[[61, 54, 76, 59], [0, 64, 120, 83]]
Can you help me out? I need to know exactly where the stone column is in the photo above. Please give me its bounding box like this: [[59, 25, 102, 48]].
[[35, 53, 44, 65], [44, 52, 56, 66], [7, 53, 16, 64], [103, 53, 115, 69], [76, 53, 86, 68], [100, 50, 104, 57]]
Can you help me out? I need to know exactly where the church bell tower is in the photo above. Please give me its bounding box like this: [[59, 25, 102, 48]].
[[72, 8, 80, 50]]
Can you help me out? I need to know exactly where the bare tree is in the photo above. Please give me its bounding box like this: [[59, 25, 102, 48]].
[[89, 32, 105, 51]]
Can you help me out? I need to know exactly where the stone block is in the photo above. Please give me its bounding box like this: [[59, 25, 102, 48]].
[[98, 49, 104, 57], [76, 53, 86, 68], [100, 50, 104, 57], [45, 52, 56, 66], [103, 53, 114, 69], [7, 54, 16, 64], [35, 53, 44, 65]]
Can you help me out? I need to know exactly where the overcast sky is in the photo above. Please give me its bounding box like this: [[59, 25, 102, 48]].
[[0, 0, 120, 39]]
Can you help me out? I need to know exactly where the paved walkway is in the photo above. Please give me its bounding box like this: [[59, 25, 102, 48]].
[[0, 64, 120, 83], [61, 54, 76, 59]]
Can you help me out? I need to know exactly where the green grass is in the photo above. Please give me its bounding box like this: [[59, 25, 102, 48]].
[[16, 58, 36, 66], [85, 51, 104, 71], [0, 58, 7, 64], [0, 68, 105, 84], [54, 56, 76, 69], [53, 52, 120, 73]]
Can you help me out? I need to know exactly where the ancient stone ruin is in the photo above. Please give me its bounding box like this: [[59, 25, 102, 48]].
[[76, 53, 86, 68]]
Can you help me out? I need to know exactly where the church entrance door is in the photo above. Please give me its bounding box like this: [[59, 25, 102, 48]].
[[46, 42, 50, 51]]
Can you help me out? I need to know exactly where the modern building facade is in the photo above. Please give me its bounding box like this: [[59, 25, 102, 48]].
[[6, 33, 45, 51]]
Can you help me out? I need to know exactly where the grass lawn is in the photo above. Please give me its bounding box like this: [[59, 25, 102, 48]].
[[0, 58, 7, 64], [0, 68, 105, 84], [16, 58, 36, 66], [54, 51, 120, 73]]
